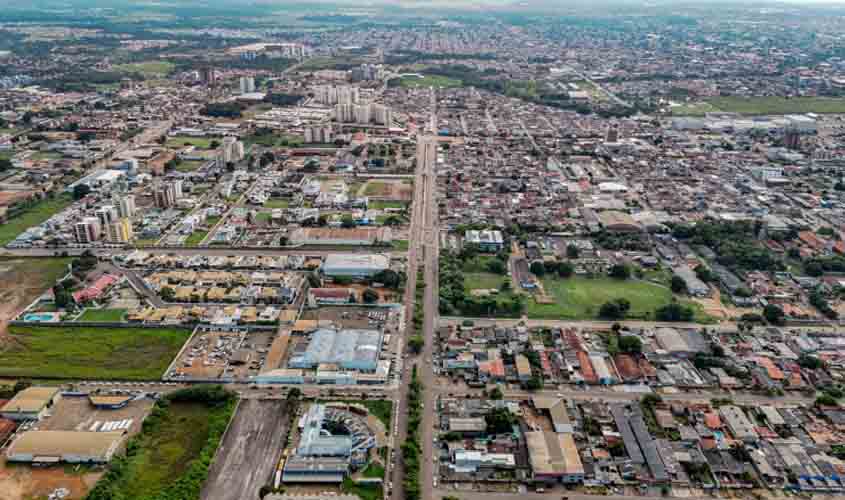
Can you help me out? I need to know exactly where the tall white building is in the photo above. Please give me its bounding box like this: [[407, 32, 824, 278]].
[[334, 103, 392, 126], [304, 126, 333, 144], [315, 85, 360, 106], [221, 137, 245, 163], [117, 195, 136, 219], [239, 76, 256, 94]]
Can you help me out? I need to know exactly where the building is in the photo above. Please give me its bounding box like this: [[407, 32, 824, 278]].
[[452, 450, 516, 473], [239, 76, 255, 94], [289, 227, 392, 246], [74, 217, 101, 244], [515, 354, 533, 381], [153, 182, 181, 209], [288, 328, 383, 372], [322, 253, 389, 278], [304, 126, 333, 144], [314, 85, 359, 106], [221, 137, 245, 163], [1, 387, 61, 421], [105, 218, 134, 243], [6, 431, 123, 464], [654, 327, 705, 358], [464, 230, 504, 252], [720, 405, 758, 442], [672, 264, 710, 297], [95, 205, 117, 227], [117, 195, 136, 219], [525, 431, 585, 484], [334, 103, 392, 126]]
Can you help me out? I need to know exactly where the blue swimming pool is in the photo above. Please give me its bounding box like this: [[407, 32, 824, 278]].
[[23, 313, 55, 322]]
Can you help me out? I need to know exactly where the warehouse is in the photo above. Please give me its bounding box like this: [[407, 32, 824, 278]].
[[654, 327, 706, 358], [1, 387, 61, 421], [282, 456, 349, 483], [289, 328, 383, 372], [6, 431, 123, 463], [525, 431, 584, 484], [322, 253, 390, 277], [289, 227, 392, 246]]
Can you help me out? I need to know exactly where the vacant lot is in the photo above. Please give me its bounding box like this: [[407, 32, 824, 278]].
[[0, 194, 74, 246], [527, 277, 674, 320], [0, 325, 192, 380], [184, 229, 210, 247], [706, 96, 845, 115], [201, 399, 292, 500], [465, 272, 507, 292], [77, 308, 127, 322], [0, 456, 103, 500], [104, 402, 216, 499], [114, 60, 175, 77], [0, 257, 72, 335], [397, 75, 462, 88]]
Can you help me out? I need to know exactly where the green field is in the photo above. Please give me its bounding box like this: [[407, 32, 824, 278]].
[[77, 308, 127, 322], [174, 160, 206, 172], [87, 392, 235, 500], [392, 240, 409, 251], [0, 194, 74, 246], [679, 96, 845, 115], [166, 136, 215, 149], [114, 60, 175, 77], [369, 200, 408, 210], [397, 75, 462, 88], [0, 325, 192, 380], [184, 230, 209, 247], [670, 102, 720, 116], [264, 198, 291, 209], [343, 478, 382, 500], [527, 277, 675, 320], [363, 181, 390, 196], [465, 272, 507, 291]]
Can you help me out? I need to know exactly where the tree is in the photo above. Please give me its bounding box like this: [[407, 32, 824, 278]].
[[72, 183, 91, 200], [485, 407, 517, 434], [486, 259, 506, 275], [524, 376, 543, 391], [372, 269, 403, 289], [557, 261, 574, 278], [599, 298, 631, 320], [670, 275, 688, 294], [619, 335, 643, 354], [654, 302, 695, 322], [763, 304, 786, 325], [642, 393, 663, 407], [13, 380, 32, 394], [609, 263, 630, 280], [566, 243, 580, 259], [362, 288, 379, 304], [341, 215, 356, 228], [0, 157, 12, 173], [529, 261, 545, 277], [798, 354, 824, 370], [695, 265, 715, 283], [160, 286, 176, 302], [816, 394, 839, 407], [53, 283, 71, 308], [408, 335, 424, 354], [489, 387, 503, 400], [260, 151, 275, 167]]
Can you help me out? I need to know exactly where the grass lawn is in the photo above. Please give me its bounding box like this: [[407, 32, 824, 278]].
[[30, 151, 62, 161], [343, 478, 382, 500], [0, 325, 192, 380], [527, 277, 675, 320], [465, 272, 507, 291], [670, 102, 720, 116], [184, 229, 209, 247], [369, 200, 407, 210], [0, 194, 74, 246], [321, 399, 393, 431], [103, 402, 219, 498], [392, 240, 409, 251], [362, 462, 385, 479], [174, 160, 206, 172], [397, 75, 462, 88], [705, 96, 845, 115], [363, 181, 390, 196], [166, 136, 215, 149], [255, 212, 272, 223], [77, 308, 127, 322], [264, 198, 290, 209], [134, 238, 159, 247], [114, 60, 175, 77]]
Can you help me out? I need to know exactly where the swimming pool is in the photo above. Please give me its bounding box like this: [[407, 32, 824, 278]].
[[23, 312, 57, 322]]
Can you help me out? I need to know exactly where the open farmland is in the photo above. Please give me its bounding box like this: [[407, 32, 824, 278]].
[[0, 325, 192, 380]]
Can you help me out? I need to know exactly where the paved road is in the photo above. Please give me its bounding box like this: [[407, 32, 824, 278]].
[[434, 491, 715, 500]]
